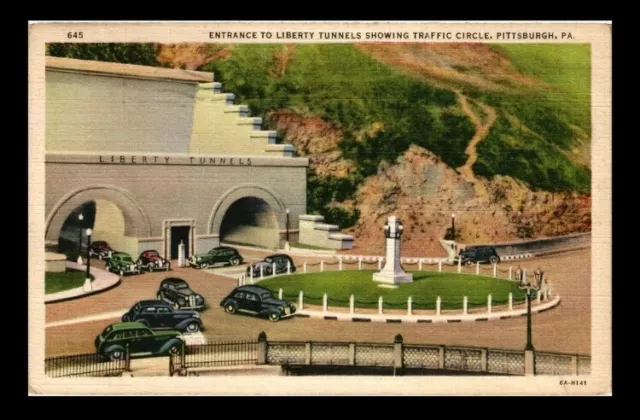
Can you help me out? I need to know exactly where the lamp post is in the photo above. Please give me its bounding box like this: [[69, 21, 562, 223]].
[[77, 213, 84, 257], [85, 228, 93, 281], [519, 268, 543, 351], [285, 209, 290, 243], [451, 213, 456, 240]]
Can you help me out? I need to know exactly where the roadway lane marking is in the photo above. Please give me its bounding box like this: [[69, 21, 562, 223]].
[[45, 309, 129, 328]]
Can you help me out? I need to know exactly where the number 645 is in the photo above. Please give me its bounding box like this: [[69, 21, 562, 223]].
[[67, 32, 83, 39]]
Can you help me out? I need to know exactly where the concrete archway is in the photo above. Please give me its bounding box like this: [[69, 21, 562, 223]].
[[209, 184, 286, 249], [46, 185, 151, 253]]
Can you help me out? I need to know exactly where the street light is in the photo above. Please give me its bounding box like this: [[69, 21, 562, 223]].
[[77, 213, 84, 264], [85, 228, 93, 281], [285, 208, 290, 243], [518, 267, 543, 351], [451, 213, 456, 240]]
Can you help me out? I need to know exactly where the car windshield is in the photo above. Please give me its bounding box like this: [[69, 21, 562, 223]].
[[147, 251, 159, 256], [176, 283, 189, 289], [260, 291, 273, 300], [264, 257, 273, 263], [121, 256, 133, 262]]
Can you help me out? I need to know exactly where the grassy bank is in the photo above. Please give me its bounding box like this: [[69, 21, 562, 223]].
[[45, 269, 94, 294], [259, 270, 526, 310]]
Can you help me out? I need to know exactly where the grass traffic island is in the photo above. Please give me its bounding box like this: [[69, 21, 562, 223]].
[[45, 269, 94, 294], [259, 270, 527, 310]]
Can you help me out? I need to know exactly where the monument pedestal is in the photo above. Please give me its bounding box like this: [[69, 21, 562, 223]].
[[373, 216, 413, 286], [373, 271, 414, 284]]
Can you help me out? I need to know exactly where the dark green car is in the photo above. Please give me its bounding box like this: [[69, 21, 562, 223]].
[[106, 252, 141, 276], [94, 322, 184, 360], [188, 246, 244, 269]]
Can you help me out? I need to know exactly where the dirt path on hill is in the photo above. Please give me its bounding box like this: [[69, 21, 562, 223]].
[[454, 91, 497, 198]]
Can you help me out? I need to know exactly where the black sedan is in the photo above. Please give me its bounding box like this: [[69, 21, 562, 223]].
[[122, 300, 203, 333], [220, 285, 296, 322]]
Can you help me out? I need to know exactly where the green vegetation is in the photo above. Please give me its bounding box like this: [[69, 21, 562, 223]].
[[259, 270, 526, 310], [472, 44, 591, 193], [45, 269, 94, 294], [46, 43, 162, 67], [492, 44, 591, 132], [474, 115, 591, 193]]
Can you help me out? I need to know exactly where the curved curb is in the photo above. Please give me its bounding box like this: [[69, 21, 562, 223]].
[[294, 295, 561, 324], [45, 263, 121, 304]]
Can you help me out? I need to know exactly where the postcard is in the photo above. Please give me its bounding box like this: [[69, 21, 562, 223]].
[[28, 21, 611, 395]]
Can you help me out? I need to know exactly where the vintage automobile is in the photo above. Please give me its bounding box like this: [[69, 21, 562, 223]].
[[220, 285, 296, 322], [122, 300, 202, 333], [456, 246, 501, 265], [246, 254, 296, 277], [156, 278, 205, 311], [136, 250, 171, 272], [94, 321, 184, 360], [106, 252, 141, 276], [188, 246, 244, 269], [89, 241, 114, 260]]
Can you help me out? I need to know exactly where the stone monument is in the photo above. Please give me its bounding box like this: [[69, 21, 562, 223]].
[[373, 216, 413, 285]]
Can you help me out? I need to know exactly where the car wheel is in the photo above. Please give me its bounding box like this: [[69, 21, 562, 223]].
[[465, 260, 473, 266], [489, 256, 499, 264], [230, 257, 240, 266], [168, 344, 180, 355], [224, 302, 238, 314], [122, 315, 129, 322], [200, 263, 209, 269], [185, 322, 200, 333], [148, 263, 154, 272], [108, 350, 123, 360], [265, 267, 272, 276], [269, 312, 281, 322]]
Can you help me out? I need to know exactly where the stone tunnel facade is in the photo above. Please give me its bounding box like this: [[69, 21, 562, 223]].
[[44, 56, 307, 259]]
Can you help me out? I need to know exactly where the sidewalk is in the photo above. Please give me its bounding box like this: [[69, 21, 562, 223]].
[[45, 262, 121, 304]]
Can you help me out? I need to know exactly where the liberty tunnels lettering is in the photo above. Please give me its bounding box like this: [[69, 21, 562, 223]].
[[98, 156, 252, 166]]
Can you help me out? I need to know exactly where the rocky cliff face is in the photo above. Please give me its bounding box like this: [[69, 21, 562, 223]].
[[267, 107, 591, 257]]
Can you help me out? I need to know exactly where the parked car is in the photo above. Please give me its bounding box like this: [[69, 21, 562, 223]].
[[94, 321, 183, 360], [136, 250, 171, 272], [122, 300, 202, 333], [188, 246, 244, 269], [457, 246, 501, 265], [106, 252, 141, 276], [89, 241, 114, 260], [220, 285, 296, 322], [157, 278, 205, 310], [246, 254, 296, 277]]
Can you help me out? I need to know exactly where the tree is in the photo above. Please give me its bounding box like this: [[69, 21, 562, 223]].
[[46, 43, 162, 67]]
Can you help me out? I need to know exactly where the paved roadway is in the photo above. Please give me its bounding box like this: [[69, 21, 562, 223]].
[[45, 248, 591, 357]]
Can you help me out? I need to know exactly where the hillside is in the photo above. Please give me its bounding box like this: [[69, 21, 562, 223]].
[[47, 43, 592, 255]]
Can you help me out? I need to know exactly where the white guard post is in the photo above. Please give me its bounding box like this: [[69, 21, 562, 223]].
[[178, 240, 186, 268]]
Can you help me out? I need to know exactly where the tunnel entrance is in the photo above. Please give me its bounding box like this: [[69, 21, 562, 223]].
[[57, 199, 137, 259], [219, 196, 279, 249]]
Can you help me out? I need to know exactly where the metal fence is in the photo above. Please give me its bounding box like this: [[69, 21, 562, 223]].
[[170, 340, 258, 376], [45, 352, 128, 377], [259, 334, 589, 376], [46, 335, 591, 377]]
